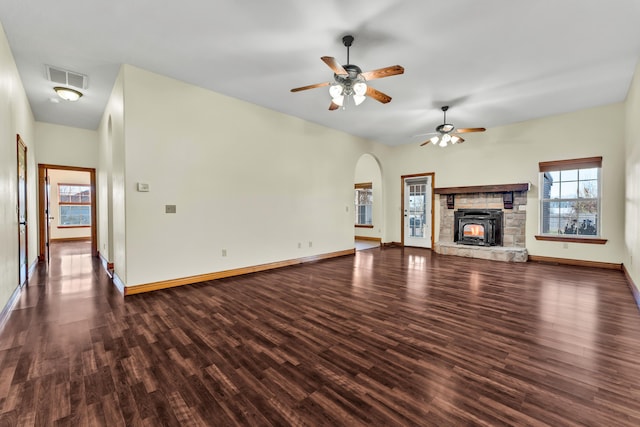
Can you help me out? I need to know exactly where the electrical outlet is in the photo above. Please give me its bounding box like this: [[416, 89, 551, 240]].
[[563, 242, 569, 249], [308, 241, 312, 248], [297, 242, 301, 249], [222, 249, 227, 257]]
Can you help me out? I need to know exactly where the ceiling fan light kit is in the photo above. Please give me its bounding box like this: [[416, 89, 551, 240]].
[[291, 35, 404, 110]]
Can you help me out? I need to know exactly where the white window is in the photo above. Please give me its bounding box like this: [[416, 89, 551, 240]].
[[539, 157, 601, 237], [354, 183, 373, 227], [58, 184, 91, 227]]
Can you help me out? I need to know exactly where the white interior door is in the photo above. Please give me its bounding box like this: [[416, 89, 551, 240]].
[[403, 176, 432, 248]]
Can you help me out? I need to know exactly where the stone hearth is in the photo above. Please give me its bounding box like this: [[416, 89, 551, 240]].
[[433, 183, 529, 262]]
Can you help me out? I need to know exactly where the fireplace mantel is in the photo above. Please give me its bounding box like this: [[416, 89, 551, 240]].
[[434, 183, 530, 195], [435, 183, 530, 209]]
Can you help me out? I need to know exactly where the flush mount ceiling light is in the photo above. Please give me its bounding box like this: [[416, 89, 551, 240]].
[[420, 106, 486, 147], [291, 35, 404, 110], [54, 86, 83, 101]]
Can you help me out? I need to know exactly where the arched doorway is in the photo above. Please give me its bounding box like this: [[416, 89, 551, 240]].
[[354, 153, 383, 249]]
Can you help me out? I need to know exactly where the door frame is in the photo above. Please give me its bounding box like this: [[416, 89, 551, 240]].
[[401, 172, 435, 248], [17, 135, 28, 286], [38, 164, 98, 259]]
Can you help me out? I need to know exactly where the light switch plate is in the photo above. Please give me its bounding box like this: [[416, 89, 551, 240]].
[[165, 205, 176, 214]]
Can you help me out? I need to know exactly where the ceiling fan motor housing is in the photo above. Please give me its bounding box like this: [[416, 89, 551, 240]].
[[437, 123, 455, 133], [334, 64, 364, 94]]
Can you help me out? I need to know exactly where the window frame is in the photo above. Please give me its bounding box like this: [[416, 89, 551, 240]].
[[354, 182, 373, 228], [57, 183, 92, 228], [535, 157, 607, 244]]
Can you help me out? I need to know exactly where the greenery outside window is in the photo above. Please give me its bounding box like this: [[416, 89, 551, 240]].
[[537, 157, 605, 243], [58, 184, 91, 227], [355, 182, 373, 227]]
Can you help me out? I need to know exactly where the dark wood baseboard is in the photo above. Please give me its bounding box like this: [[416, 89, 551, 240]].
[[355, 236, 382, 242], [623, 264, 640, 311], [528, 255, 622, 270], [50, 237, 91, 243], [124, 248, 356, 296]]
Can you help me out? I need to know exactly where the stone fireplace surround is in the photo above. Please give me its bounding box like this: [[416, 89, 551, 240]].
[[434, 183, 529, 262]]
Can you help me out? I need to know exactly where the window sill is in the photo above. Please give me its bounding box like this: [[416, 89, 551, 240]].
[[355, 224, 374, 228], [57, 225, 91, 229], [534, 235, 607, 245]]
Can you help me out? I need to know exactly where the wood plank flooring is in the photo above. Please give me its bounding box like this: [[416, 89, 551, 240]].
[[1, 241, 640, 426]]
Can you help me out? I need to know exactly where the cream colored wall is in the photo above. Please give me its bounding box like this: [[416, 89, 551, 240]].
[[384, 103, 626, 264], [119, 65, 384, 287], [34, 122, 98, 168], [47, 169, 91, 240], [0, 22, 36, 308], [624, 62, 640, 290], [354, 154, 383, 240], [97, 67, 125, 281], [33, 122, 97, 243]]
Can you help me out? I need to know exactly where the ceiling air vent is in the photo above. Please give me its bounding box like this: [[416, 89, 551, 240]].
[[45, 65, 88, 90]]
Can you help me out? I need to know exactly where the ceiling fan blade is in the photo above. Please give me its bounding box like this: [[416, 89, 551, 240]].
[[360, 65, 405, 81], [329, 102, 340, 111], [455, 127, 486, 134], [366, 86, 392, 104], [290, 82, 331, 92], [413, 132, 438, 138], [321, 56, 348, 75], [453, 136, 466, 143], [420, 140, 432, 146]]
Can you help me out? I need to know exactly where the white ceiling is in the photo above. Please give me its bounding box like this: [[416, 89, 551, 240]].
[[2, 0, 640, 146]]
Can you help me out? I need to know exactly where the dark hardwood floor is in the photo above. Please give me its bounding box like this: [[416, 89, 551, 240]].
[[1, 241, 640, 426]]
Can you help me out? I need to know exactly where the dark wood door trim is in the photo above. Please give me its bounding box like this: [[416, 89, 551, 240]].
[[38, 164, 98, 259]]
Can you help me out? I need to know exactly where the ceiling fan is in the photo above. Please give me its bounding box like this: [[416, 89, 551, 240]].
[[420, 106, 486, 147], [290, 35, 404, 110]]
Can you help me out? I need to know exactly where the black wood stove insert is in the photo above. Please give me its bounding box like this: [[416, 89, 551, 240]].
[[454, 209, 503, 246]]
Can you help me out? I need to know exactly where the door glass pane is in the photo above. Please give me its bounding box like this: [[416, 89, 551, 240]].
[[408, 184, 426, 238]]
